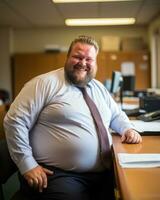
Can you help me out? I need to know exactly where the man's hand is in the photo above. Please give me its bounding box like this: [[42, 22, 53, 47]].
[[121, 129, 142, 144], [23, 165, 53, 192]]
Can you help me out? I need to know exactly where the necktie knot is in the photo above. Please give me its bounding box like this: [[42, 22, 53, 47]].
[[78, 87, 86, 94]]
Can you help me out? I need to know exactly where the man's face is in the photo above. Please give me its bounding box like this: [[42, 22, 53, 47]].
[[65, 42, 98, 87]]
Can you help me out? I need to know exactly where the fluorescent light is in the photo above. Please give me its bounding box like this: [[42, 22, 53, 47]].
[[65, 18, 135, 26], [53, 0, 136, 3]]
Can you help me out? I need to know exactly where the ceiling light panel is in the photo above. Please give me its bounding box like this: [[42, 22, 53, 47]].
[[65, 18, 135, 26], [53, 0, 137, 3]]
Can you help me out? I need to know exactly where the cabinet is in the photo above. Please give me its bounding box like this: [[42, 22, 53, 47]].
[[12, 53, 66, 97], [12, 51, 151, 98]]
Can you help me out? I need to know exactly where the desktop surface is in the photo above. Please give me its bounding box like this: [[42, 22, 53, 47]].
[[112, 135, 160, 200]]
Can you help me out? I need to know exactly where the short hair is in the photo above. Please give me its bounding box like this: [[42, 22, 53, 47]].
[[67, 35, 99, 57]]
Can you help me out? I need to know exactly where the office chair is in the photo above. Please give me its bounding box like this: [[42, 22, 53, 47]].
[[0, 139, 28, 200]]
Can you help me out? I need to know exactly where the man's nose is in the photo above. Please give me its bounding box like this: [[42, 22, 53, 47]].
[[80, 59, 87, 66]]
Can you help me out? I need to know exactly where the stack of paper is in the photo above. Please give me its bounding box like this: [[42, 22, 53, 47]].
[[121, 103, 139, 110], [130, 120, 160, 134], [118, 153, 160, 168]]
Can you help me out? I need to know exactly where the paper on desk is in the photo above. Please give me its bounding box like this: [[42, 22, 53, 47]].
[[121, 103, 139, 110], [131, 120, 160, 133], [118, 153, 160, 168]]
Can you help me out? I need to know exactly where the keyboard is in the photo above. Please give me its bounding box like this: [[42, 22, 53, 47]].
[[123, 108, 145, 117]]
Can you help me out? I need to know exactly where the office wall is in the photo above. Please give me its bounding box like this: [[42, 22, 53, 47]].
[[13, 26, 148, 53], [0, 28, 12, 98], [0, 25, 150, 100], [149, 15, 160, 88]]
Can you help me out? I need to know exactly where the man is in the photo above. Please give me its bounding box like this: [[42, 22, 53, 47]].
[[4, 35, 142, 200]]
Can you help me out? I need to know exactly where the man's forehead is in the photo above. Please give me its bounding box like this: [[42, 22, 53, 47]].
[[71, 42, 96, 53]]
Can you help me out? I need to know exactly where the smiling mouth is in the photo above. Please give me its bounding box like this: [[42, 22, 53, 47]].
[[74, 65, 89, 72]]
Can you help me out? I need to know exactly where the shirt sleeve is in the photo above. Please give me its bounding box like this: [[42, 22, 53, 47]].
[[3, 77, 53, 174], [91, 80, 134, 136], [108, 93, 134, 135]]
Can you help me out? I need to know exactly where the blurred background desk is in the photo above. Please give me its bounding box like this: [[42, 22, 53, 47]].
[[112, 135, 160, 200]]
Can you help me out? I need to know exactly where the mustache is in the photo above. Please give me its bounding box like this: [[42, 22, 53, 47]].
[[73, 63, 90, 71]]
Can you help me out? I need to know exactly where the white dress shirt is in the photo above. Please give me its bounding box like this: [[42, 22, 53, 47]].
[[4, 68, 133, 174]]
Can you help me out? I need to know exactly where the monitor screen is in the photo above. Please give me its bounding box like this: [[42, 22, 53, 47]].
[[110, 71, 123, 94], [122, 75, 135, 91]]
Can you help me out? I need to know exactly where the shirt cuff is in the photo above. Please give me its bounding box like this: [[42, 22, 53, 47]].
[[18, 156, 39, 175]]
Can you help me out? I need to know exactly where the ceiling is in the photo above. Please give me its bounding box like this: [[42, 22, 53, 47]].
[[0, 0, 160, 28]]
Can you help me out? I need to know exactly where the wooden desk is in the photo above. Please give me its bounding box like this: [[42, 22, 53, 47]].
[[112, 135, 160, 200], [123, 97, 139, 105]]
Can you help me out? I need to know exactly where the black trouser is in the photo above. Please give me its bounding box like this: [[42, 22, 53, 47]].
[[19, 166, 115, 200]]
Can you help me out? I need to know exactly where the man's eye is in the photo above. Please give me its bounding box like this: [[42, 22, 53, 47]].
[[73, 56, 81, 60], [86, 58, 93, 62]]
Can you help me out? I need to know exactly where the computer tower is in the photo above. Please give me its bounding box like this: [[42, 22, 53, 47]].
[[122, 75, 135, 91], [139, 96, 160, 112]]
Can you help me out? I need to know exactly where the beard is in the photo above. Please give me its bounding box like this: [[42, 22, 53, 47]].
[[64, 63, 96, 87]]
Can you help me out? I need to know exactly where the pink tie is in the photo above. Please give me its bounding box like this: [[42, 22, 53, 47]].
[[79, 87, 111, 168]]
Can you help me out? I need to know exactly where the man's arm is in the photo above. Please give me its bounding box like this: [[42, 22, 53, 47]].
[[4, 77, 54, 192], [102, 88, 142, 143]]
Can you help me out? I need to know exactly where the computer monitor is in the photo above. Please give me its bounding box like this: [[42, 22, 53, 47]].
[[110, 71, 123, 94], [122, 75, 135, 92]]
